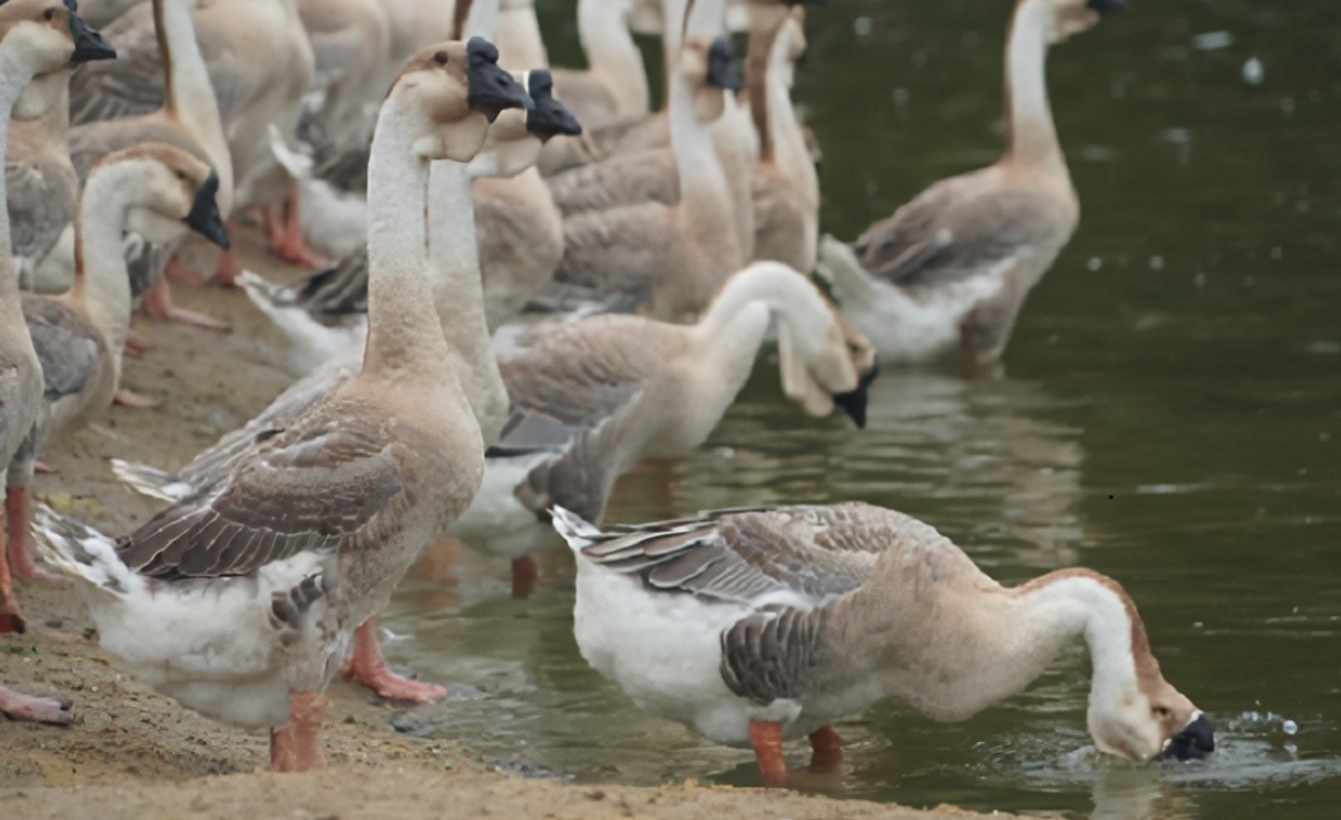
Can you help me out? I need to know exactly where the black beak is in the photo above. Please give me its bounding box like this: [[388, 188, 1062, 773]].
[[525, 70, 582, 139], [1157, 713, 1215, 761], [466, 36, 531, 122], [184, 171, 230, 249], [706, 35, 742, 93], [1086, 0, 1128, 12], [832, 362, 878, 429], [65, 0, 116, 63]]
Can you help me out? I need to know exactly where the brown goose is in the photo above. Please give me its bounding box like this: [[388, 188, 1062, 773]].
[[0, 0, 115, 723], [553, 502, 1215, 787], [817, 0, 1125, 364], [32, 39, 529, 770]]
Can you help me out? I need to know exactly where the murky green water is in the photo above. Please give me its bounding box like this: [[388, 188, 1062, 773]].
[[383, 2, 1341, 817]]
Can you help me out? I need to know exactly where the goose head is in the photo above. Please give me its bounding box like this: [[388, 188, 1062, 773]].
[[391, 38, 530, 164], [99, 144, 230, 249], [0, 0, 115, 120], [1089, 676, 1214, 763], [469, 69, 581, 179], [681, 35, 742, 122], [1027, 0, 1126, 46]]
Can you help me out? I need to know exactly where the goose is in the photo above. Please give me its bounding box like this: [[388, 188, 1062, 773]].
[[0, 0, 116, 723], [452, 261, 877, 591], [549, 18, 745, 321], [546, 0, 649, 131], [32, 39, 529, 769], [7, 145, 228, 587], [238, 69, 580, 376], [817, 0, 1124, 364], [60, 0, 235, 330], [551, 502, 1216, 787]]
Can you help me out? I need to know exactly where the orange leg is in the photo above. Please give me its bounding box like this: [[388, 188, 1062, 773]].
[[269, 180, 330, 270], [269, 690, 326, 771], [511, 555, 539, 599], [808, 725, 844, 773], [141, 276, 232, 331], [0, 506, 25, 634], [749, 719, 788, 787], [6, 487, 61, 584], [0, 685, 72, 724], [339, 619, 446, 702]]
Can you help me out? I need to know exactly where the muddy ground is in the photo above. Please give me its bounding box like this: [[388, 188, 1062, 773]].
[[0, 230, 1009, 820]]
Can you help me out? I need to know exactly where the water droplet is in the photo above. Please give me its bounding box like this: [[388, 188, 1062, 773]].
[[1243, 56, 1264, 85], [892, 87, 910, 107], [1191, 31, 1234, 51], [1283, 719, 1298, 735], [1149, 255, 1165, 270], [1087, 257, 1102, 272], [853, 16, 873, 37]]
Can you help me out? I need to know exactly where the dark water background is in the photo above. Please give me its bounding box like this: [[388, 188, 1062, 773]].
[[384, 2, 1341, 817]]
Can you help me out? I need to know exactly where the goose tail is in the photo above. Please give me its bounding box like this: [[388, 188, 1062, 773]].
[[109, 459, 194, 503], [549, 506, 605, 552], [815, 234, 879, 305], [238, 269, 298, 313], [31, 503, 143, 599]]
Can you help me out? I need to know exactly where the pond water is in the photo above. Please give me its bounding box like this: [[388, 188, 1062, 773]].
[[382, 2, 1341, 817]]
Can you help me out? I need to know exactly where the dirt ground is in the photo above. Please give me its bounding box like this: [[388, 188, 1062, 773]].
[[0, 230, 1010, 820]]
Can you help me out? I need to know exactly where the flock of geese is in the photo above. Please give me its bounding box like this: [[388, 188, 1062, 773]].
[[0, 0, 1217, 790]]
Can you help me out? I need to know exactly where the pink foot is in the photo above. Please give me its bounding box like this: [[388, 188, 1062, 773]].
[[7, 487, 63, 584], [141, 277, 232, 331], [269, 690, 325, 771], [269, 180, 330, 269], [123, 332, 151, 358], [32, 461, 56, 475], [114, 388, 160, 409], [340, 619, 446, 703], [0, 686, 73, 725]]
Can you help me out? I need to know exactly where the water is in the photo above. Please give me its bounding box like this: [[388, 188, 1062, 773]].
[[383, 2, 1341, 817]]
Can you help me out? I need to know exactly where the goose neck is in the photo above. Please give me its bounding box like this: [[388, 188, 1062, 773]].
[[1003, 0, 1065, 172], [745, 9, 785, 163], [157, 0, 232, 209], [669, 59, 742, 269], [690, 262, 823, 362], [70, 164, 142, 371], [578, 0, 648, 116], [493, 2, 548, 70], [360, 101, 453, 383]]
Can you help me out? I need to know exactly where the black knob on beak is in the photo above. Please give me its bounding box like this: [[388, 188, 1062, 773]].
[[65, 0, 116, 63], [832, 361, 879, 429], [466, 37, 531, 122], [525, 70, 582, 140], [706, 35, 742, 93], [184, 171, 230, 249], [1086, 0, 1128, 13]]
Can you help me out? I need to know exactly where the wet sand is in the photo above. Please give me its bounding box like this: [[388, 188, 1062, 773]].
[[0, 229, 1010, 819]]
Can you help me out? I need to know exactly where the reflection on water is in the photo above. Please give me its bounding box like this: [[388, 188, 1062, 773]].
[[371, 0, 1341, 817]]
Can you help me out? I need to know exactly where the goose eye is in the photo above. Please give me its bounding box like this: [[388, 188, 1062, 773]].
[[175, 170, 187, 181], [433, 51, 449, 66], [1153, 706, 1171, 720], [44, 8, 57, 20]]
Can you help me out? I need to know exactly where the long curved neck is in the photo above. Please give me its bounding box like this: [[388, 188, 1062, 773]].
[[360, 99, 454, 384], [762, 20, 815, 211], [688, 263, 824, 375], [428, 159, 507, 444], [1003, 0, 1064, 171], [658, 0, 688, 110], [156, 0, 232, 210], [578, 0, 649, 116], [69, 164, 142, 374], [493, 0, 548, 70]]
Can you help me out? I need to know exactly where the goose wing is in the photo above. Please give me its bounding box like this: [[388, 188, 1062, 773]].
[[6, 158, 76, 262], [116, 399, 409, 579], [68, 6, 165, 126], [21, 298, 98, 403], [855, 176, 1070, 290]]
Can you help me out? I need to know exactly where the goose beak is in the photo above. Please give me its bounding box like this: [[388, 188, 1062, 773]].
[[466, 37, 531, 121], [184, 171, 230, 249], [832, 362, 879, 429], [1086, 0, 1128, 13], [706, 36, 742, 93], [1156, 712, 1215, 761], [65, 0, 116, 63], [525, 70, 583, 139]]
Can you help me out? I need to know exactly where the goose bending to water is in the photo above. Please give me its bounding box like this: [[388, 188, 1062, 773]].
[[553, 502, 1215, 787], [0, 0, 116, 721], [8, 145, 228, 586], [818, 0, 1123, 364], [452, 261, 876, 591], [32, 40, 529, 770]]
